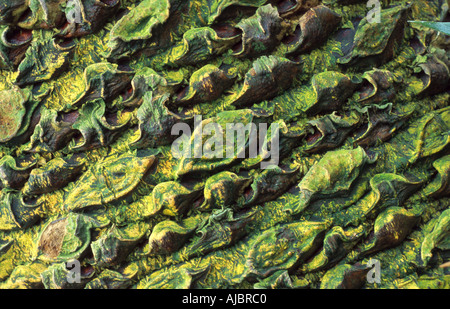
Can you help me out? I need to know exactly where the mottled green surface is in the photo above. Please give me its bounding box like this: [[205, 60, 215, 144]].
[[0, 0, 449, 290]]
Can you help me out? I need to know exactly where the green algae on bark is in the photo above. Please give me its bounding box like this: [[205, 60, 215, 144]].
[[64, 151, 156, 211], [244, 220, 330, 280], [106, 0, 171, 59], [0, 0, 449, 290], [284, 146, 376, 215], [22, 155, 85, 195]]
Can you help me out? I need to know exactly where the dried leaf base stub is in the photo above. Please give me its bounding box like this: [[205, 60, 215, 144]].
[[0, 0, 449, 291]]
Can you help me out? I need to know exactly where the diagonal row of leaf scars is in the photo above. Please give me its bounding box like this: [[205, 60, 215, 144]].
[[0, 0, 449, 289]]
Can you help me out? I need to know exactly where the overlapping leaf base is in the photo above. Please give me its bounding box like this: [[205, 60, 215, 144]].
[[0, 0, 449, 289]]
